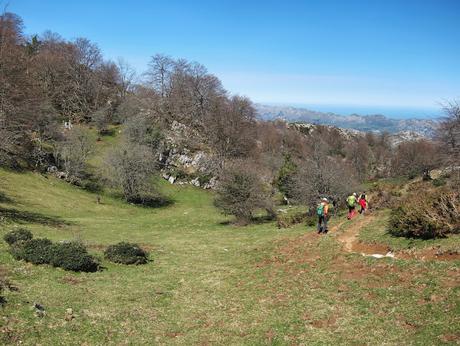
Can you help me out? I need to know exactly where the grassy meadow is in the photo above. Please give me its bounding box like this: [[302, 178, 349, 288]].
[[0, 134, 459, 344]]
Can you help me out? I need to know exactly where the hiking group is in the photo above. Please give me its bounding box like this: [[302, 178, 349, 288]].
[[316, 192, 367, 234]]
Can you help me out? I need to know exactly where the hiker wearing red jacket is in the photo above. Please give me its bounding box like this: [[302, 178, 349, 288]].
[[358, 191, 367, 214]]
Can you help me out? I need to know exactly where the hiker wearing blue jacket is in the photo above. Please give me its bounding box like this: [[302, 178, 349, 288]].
[[317, 197, 329, 234]]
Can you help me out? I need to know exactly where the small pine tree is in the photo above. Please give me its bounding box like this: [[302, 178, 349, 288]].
[[276, 154, 297, 197]]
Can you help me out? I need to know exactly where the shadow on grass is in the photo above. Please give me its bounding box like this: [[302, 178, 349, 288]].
[[251, 214, 277, 225], [107, 192, 175, 209], [99, 128, 117, 137], [0, 207, 72, 227], [218, 214, 275, 227], [0, 191, 13, 204], [128, 196, 174, 208]]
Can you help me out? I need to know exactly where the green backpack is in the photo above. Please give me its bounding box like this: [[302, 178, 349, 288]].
[[316, 203, 324, 216]]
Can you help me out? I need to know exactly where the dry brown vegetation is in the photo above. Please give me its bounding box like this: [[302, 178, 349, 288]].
[[389, 184, 460, 239]]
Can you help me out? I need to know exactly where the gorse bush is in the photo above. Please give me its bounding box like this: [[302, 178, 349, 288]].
[[126, 194, 173, 208], [10, 238, 54, 264], [3, 228, 33, 245], [276, 208, 307, 228], [50, 242, 99, 272], [7, 233, 99, 272], [104, 242, 149, 265], [388, 187, 460, 239]]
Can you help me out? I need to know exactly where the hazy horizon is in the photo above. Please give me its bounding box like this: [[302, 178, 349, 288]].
[[258, 102, 442, 120]]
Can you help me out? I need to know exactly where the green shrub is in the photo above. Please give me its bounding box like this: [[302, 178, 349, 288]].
[[388, 187, 460, 239], [50, 242, 99, 272], [10, 238, 54, 264], [305, 214, 317, 227], [276, 154, 297, 198], [432, 178, 446, 187], [197, 173, 213, 186], [104, 242, 149, 265], [127, 194, 173, 207], [276, 208, 307, 228], [81, 179, 103, 193], [3, 228, 33, 245]]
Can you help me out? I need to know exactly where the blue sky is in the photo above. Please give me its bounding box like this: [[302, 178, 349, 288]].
[[7, 0, 460, 118]]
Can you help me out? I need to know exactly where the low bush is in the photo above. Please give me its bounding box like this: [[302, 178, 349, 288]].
[[127, 194, 173, 208], [432, 178, 446, 187], [276, 208, 307, 228], [50, 242, 99, 272], [81, 178, 103, 193], [388, 187, 460, 239], [305, 214, 317, 227], [10, 238, 54, 264], [104, 242, 149, 265], [4, 228, 33, 245], [368, 184, 401, 210]]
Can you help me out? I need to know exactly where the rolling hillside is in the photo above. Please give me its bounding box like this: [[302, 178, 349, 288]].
[[0, 134, 459, 344]]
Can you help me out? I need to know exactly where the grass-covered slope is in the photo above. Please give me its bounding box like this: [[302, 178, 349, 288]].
[[0, 168, 459, 344]]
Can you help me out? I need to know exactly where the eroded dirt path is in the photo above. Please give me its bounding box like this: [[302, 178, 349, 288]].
[[331, 213, 459, 261], [332, 214, 393, 257]]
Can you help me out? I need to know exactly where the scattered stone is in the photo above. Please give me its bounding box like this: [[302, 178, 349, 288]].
[[65, 308, 74, 321], [33, 302, 45, 318], [190, 177, 200, 187], [203, 177, 217, 189], [362, 251, 395, 259]]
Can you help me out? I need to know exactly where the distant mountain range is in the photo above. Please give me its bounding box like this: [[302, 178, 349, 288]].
[[256, 104, 439, 137]]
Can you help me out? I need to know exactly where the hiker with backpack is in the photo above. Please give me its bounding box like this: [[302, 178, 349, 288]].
[[317, 197, 329, 234], [346, 193, 358, 220], [358, 191, 367, 214]]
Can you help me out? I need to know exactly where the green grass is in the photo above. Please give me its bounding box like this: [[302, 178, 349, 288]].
[[0, 168, 459, 344], [87, 125, 121, 169]]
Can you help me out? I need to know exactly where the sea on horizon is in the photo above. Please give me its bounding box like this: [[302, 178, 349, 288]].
[[262, 103, 443, 120]]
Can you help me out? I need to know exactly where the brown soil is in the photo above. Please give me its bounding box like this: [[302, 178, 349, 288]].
[[261, 212, 459, 282], [61, 276, 85, 285], [334, 215, 383, 255], [332, 214, 460, 262], [439, 334, 460, 343], [398, 248, 460, 261], [352, 241, 390, 254], [311, 316, 337, 329]]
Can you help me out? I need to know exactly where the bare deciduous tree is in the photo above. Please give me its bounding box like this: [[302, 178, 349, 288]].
[[116, 58, 136, 99], [145, 54, 174, 98], [105, 142, 158, 203], [438, 100, 460, 170], [205, 95, 256, 166], [287, 137, 358, 209], [391, 139, 439, 179], [54, 126, 94, 181], [214, 159, 273, 224]]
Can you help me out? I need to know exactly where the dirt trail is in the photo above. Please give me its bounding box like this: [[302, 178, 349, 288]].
[[332, 214, 392, 257], [330, 214, 460, 261]]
